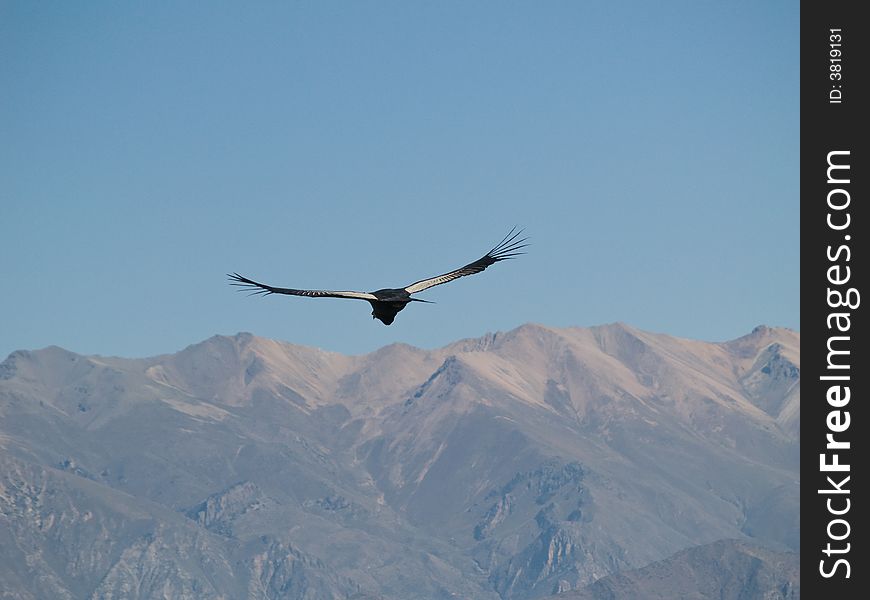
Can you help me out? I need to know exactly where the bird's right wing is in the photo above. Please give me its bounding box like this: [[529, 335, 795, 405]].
[[403, 227, 528, 294], [228, 273, 377, 300]]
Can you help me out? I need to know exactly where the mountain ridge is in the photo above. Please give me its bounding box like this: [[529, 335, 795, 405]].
[[0, 323, 799, 599]]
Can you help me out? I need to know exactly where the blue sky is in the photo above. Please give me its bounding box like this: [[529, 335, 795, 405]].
[[1, 1, 798, 359]]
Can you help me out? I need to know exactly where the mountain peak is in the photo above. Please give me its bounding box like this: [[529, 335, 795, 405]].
[[722, 325, 799, 365]]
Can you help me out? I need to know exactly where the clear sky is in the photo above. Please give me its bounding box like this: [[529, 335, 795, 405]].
[[1, 1, 798, 359]]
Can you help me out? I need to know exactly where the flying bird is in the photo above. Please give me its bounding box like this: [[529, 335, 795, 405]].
[[228, 227, 528, 325]]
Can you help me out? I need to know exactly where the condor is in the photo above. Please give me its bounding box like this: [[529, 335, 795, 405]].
[[229, 228, 528, 325]]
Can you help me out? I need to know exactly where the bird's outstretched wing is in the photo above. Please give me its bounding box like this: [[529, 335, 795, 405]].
[[228, 273, 378, 300], [403, 227, 528, 294]]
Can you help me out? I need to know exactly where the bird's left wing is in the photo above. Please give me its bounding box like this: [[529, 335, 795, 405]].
[[403, 227, 528, 294], [228, 273, 377, 300]]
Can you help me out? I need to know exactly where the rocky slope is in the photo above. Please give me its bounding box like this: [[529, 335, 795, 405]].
[[0, 323, 800, 598], [552, 539, 799, 600]]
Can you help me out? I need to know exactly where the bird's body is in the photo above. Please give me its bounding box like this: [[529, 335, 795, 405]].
[[367, 289, 415, 325], [229, 228, 527, 325]]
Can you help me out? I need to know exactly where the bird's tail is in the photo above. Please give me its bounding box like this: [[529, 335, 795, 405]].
[[410, 298, 435, 303]]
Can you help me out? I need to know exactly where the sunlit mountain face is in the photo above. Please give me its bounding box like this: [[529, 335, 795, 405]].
[[0, 323, 799, 599]]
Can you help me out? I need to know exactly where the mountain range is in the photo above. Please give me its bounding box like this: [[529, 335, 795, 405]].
[[0, 323, 800, 599]]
